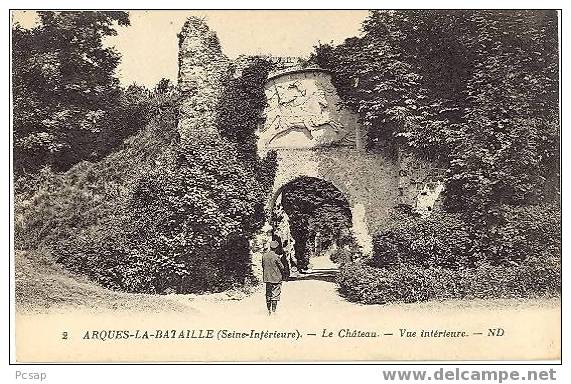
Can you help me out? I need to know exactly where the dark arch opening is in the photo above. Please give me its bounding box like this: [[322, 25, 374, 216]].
[[271, 176, 354, 275]]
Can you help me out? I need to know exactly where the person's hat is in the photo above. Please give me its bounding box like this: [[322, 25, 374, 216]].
[[270, 240, 279, 249]]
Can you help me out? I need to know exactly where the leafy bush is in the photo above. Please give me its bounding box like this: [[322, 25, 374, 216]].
[[337, 256, 560, 304], [373, 210, 473, 268], [480, 204, 561, 264], [330, 246, 360, 265], [54, 133, 268, 294], [373, 204, 560, 268], [344, 203, 560, 304]]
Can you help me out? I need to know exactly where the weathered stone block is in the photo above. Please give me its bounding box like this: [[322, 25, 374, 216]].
[[259, 69, 365, 153]]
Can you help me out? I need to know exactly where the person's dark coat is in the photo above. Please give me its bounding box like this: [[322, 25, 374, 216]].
[[262, 250, 285, 283]]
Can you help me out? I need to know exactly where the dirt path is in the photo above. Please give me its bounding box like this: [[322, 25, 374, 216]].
[[15, 254, 561, 362], [185, 255, 349, 317]]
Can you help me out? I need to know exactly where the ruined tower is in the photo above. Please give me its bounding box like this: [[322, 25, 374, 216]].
[[177, 17, 230, 139]]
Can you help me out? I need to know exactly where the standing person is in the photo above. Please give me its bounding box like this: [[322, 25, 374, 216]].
[[262, 240, 285, 316]]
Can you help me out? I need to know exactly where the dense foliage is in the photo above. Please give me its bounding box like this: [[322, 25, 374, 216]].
[[216, 57, 278, 195], [373, 205, 560, 268], [12, 11, 149, 176], [336, 203, 561, 303], [312, 10, 560, 220], [55, 132, 269, 293], [16, 54, 276, 294], [372, 210, 473, 269], [217, 59, 273, 165]]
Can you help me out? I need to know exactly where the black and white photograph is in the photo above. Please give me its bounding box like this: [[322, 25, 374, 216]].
[[9, 8, 561, 364]]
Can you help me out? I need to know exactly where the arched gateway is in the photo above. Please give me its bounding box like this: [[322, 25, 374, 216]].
[[175, 18, 444, 267], [257, 65, 443, 257]]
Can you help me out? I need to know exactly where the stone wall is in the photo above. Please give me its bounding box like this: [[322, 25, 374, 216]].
[[397, 152, 447, 216], [257, 67, 446, 255], [266, 148, 400, 254]]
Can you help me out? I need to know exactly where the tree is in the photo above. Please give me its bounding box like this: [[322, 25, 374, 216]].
[[445, 11, 560, 222], [312, 19, 451, 160], [12, 11, 130, 174], [93, 84, 155, 157], [154, 78, 175, 94], [312, 10, 559, 222]]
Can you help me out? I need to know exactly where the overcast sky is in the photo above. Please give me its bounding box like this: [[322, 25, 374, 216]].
[[13, 10, 368, 88]]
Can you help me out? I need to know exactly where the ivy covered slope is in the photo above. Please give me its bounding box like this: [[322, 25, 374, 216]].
[[14, 14, 277, 296], [317, 10, 561, 303], [52, 60, 275, 294]]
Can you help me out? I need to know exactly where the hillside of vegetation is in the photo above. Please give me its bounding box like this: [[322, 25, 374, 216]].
[[313, 10, 561, 304], [13, 11, 561, 308], [14, 13, 276, 302]]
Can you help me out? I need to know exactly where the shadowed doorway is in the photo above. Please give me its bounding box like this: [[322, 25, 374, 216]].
[[271, 176, 357, 277]]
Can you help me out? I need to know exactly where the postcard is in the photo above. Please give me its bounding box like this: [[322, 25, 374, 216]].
[[12, 9, 561, 362]]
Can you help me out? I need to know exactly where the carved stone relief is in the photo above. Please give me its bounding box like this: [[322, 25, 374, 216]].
[[258, 70, 359, 152]]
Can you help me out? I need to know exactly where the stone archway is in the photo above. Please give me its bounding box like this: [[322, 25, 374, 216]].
[[174, 19, 446, 283], [267, 171, 374, 260], [246, 64, 446, 281]]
